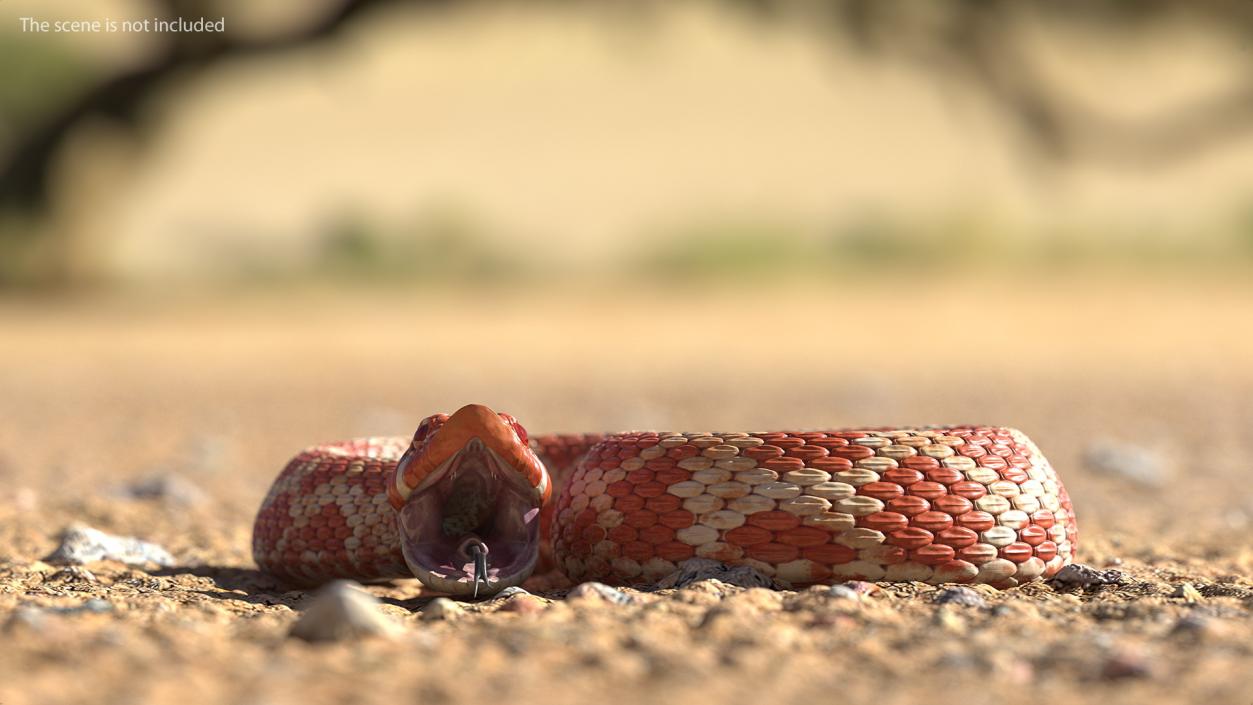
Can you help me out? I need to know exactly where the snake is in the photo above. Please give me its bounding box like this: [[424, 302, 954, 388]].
[[252, 403, 1077, 597]]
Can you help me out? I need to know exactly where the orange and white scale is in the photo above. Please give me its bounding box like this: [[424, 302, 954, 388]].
[[253, 408, 1076, 591], [546, 427, 1075, 588]]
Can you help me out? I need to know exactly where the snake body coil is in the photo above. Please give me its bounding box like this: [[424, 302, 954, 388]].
[[253, 404, 1077, 596]]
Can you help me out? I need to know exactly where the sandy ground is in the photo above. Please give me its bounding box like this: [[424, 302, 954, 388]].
[[1, 277, 1251, 705]]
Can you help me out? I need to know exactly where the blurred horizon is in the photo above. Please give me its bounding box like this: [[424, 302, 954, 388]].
[[5, 1, 1253, 290]]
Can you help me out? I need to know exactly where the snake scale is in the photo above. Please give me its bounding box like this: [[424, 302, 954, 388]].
[[253, 404, 1077, 597]]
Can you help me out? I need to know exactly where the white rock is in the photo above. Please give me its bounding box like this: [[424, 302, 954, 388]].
[[421, 597, 465, 620], [289, 581, 401, 642], [567, 582, 634, 605], [45, 523, 175, 567], [1083, 440, 1166, 486]]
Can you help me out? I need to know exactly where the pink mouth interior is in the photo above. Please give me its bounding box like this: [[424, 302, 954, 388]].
[[398, 442, 540, 589]]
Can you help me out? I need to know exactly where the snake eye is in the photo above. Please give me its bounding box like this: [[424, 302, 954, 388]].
[[412, 413, 449, 448], [498, 413, 528, 445]]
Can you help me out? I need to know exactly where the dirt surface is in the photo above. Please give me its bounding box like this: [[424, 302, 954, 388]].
[[1, 280, 1251, 705]]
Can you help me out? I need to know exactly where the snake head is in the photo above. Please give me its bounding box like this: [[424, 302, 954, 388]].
[[389, 404, 549, 598]]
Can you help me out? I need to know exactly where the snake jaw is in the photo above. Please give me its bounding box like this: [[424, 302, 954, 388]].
[[393, 404, 548, 598]]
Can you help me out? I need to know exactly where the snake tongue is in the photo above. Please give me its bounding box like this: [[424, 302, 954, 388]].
[[470, 543, 488, 599]]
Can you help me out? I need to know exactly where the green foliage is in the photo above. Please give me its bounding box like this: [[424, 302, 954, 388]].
[[631, 211, 1253, 286], [0, 31, 93, 138], [1235, 202, 1253, 257], [637, 220, 810, 280], [635, 213, 1001, 282], [312, 207, 524, 285], [0, 215, 73, 289]]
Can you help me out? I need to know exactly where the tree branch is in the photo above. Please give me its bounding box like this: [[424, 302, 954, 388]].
[[7, 0, 1253, 219], [0, 0, 449, 213]]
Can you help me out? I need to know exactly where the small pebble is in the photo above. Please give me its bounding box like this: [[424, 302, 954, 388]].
[[288, 581, 400, 642], [421, 597, 464, 621], [48, 566, 98, 584], [79, 599, 113, 614], [1172, 582, 1203, 603], [493, 586, 530, 599], [45, 523, 175, 568], [843, 582, 881, 597], [934, 586, 986, 608], [823, 582, 879, 602], [1100, 648, 1153, 680], [3, 607, 47, 634], [567, 582, 634, 605], [117, 474, 207, 506], [1171, 613, 1212, 638], [827, 585, 861, 601], [1162, 616, 1212, 641], [670, 579, 729, 606], [500, 594, 547, 615], [1221, 506, 1251, 529], [37, 599, 114, 616], [1083, 440, 1166, 487], [682, 579, 732, 597], [933, 608, 966, 632], [1050, 563, 1125, 589], [933, 650, 978, 670]]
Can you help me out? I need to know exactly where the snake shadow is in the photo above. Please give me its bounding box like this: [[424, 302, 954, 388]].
[[151, 564, 441, 610]]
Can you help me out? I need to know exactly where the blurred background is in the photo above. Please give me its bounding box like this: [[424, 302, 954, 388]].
[[7, 0, 1253, 287], [2, 2, 1253, 704], [2, 0, 1252, 573]]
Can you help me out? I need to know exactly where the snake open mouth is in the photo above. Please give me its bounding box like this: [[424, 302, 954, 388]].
[[397, 436, 542, 597]]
